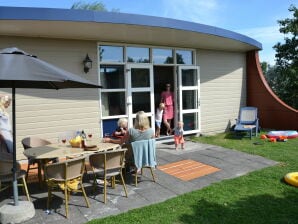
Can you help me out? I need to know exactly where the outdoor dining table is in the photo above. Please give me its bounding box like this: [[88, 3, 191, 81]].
[[23, 141, 121, 160]]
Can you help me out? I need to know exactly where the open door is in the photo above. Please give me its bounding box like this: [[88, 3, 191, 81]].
[[177, 66, 200, 134], [126, 64, 155, 129]]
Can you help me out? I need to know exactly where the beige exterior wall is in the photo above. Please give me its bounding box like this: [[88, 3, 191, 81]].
[[0, 36, 101, 160], [198, 49, 246, 135], [0, 36, 248, 158]]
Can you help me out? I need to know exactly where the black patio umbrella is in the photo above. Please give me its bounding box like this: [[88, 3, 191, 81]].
[[0, 47, 102, 206]]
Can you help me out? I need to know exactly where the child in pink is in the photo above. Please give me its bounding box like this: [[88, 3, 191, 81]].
[[174, 121, 185, 150]]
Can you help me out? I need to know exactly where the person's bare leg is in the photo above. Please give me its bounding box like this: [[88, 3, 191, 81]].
[[163, 119, 171, 135], [156, 127, 160, 137], [167, 119, 172, 135]]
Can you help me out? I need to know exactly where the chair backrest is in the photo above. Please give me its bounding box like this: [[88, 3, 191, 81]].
[[0, 159, 21, 176], [0, 134, 12, 160], [131, 139, 156, 169], [0, 134, 9, 154], [89, 148, 127, 171], [238, 107, 258, 124], [45, 157, 85, 181], [22, 136, 51, 149]]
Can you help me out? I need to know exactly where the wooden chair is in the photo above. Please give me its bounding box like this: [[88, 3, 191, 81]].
[[89, 148, 128, 204], [44, 156, 90, 218], [22, 137, 58, 183], [131, 139, 157, 186], [0, 159, 30, 201]]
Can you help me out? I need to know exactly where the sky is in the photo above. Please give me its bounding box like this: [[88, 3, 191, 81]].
[[0, 0, 297, 65]]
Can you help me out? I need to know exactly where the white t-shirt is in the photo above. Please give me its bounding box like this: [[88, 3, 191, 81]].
[[0, 111, 11, 132], [0, 111, 13, 153], [155, 108, 164, 122]]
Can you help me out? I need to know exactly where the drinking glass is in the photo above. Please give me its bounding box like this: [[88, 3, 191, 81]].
[[58, 135, 67, 145]]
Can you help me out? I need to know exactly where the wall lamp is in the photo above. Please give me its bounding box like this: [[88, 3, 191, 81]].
[[83, 54, 92, 73]]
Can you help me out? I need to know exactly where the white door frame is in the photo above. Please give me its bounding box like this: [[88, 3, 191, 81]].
[[177, 65, 201, 134], [126, 64, 155, 129]]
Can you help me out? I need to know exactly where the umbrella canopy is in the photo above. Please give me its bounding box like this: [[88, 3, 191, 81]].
[[0, 47, 101, 206], [0, 47, 101, 89]]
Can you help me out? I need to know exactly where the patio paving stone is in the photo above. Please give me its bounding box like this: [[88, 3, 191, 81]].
[[0, 141, 278, 223]]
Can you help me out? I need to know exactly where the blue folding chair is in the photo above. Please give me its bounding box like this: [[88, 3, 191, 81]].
[[234, 107, 259, 139]]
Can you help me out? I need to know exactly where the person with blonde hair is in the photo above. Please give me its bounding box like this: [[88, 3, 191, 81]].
[[0, 95, 13, 153], [104, 111, 154, 144], [113, 117, 128, 138], [155, 103, 165, 138], [174, 121, 185, 150], [104, 111, 154, 163]]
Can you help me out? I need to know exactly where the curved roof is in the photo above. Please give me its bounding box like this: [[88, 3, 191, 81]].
[[0, 6, 262, 51]]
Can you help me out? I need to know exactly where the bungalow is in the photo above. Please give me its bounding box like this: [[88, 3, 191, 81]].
[[0, 6, 281, 159]]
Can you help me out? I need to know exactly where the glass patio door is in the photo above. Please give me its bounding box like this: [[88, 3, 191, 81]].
[[177, 66, 200, 134], [126, 64, 154, 129]]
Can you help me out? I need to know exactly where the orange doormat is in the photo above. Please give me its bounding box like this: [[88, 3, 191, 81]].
[[158, 159, 220, 181]]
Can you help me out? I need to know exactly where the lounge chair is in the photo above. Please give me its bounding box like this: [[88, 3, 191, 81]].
[[234, 107, 259, 139]]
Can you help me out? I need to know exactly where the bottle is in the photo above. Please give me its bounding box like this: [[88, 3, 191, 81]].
[[81, 130, 87, 148]]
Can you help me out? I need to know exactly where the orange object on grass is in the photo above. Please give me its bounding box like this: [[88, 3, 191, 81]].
[[260, 134, 267, 139], [278, 135, 287, 140], [269, 138, 276, 142]]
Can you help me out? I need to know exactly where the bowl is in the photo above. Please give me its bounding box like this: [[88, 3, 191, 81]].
[[69, 141, 81, 148]]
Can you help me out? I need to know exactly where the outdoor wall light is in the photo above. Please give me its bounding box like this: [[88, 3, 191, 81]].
[[83, 54, 92, 73]]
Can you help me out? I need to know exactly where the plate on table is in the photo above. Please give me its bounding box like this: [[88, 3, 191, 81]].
[[84, 145, 97, 151]]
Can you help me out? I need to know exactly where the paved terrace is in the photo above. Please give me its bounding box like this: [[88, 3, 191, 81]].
[[0, 141, 278, 224]]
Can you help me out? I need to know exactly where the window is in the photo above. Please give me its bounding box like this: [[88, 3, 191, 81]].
[[183, 113, 198, 131], [100, 65, 124, 89], [101, 92, 126, 116], [176, 50, 193, 65], [181, 68, 197, 86], [126, 47, 150, 63], [182, 90, 197, 110], [132, 92, 151, 113], [100, 64, 125, 117], [131, 68, 150, 88], [99, 45, 123, 62], [152, 48, 173, 64]]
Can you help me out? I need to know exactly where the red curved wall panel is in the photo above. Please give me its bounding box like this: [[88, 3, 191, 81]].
[[246, 51, 297, 130]]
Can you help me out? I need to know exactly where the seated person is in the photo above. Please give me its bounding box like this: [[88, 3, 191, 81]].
[[104, 111, 154, 167], [113, 118, 128, 138]]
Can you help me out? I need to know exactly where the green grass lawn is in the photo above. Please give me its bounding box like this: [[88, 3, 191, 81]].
[[88, 132, 298, 224]]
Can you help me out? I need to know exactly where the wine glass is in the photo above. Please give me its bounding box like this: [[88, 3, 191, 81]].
[[58, 134, 67, 145]]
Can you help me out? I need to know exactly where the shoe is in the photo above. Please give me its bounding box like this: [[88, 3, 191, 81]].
[[96, 179, 109, 185]]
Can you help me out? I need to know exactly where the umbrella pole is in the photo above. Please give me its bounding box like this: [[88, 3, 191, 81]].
[[12, 84, 19, 206]]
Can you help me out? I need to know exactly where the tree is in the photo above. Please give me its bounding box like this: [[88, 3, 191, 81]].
[[272, 5, 298, 109], [260, 61, 269, 75], [71, 1, 119, 12], [263, 5, 298, 109]]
